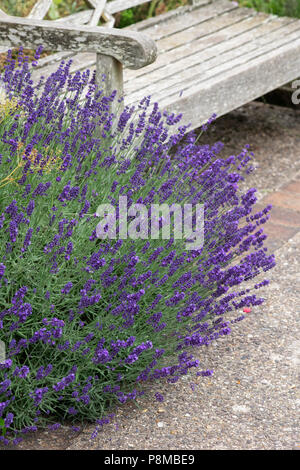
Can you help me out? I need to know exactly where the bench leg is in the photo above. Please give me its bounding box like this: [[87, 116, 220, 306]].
[[96, 53, 124, 117]]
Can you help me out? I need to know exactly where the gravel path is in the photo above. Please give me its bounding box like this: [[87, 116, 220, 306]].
[[2, 101, 299, 450], [204, 101, 300, 200], [67, 232, 300, 450]]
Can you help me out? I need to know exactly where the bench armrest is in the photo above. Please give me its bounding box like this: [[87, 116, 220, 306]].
[[0, 15, 157, 69]]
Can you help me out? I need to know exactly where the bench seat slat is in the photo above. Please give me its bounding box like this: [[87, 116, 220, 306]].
[[33, 52, 96, 81], [159, 35, 300, 129], [126, 16, 299, 105], [33, 9, 263, 85], [127, 7, 259, 81], [32, 51, 76, 70], [30, 1, 300, 125], [55, 11, 93, 26], [101, 0, 151, 15], [125, 0, 212, 31], [31, 3, 246, 81], [125, 14, 292, 97], [130, 20, 300, 108], [130, 0, 238, 41]]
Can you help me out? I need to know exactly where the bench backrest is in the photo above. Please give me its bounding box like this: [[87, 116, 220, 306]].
[[0, 1, 154, 26], [0, 1, 204, 27]]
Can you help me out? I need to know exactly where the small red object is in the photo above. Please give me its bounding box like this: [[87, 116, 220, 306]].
[[243, 307, 251, 313]]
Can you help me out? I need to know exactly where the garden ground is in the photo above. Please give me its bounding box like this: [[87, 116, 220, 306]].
[[1, 99, 299, 450]]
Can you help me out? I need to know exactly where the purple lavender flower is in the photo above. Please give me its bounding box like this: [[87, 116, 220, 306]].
[[0, 263, 6, 279], [0, 50, 276, 445], [197, 370, 214, 377], [61, 282, 73, 295], [155, 393, 164, 402], [4, 413, 14, 427]]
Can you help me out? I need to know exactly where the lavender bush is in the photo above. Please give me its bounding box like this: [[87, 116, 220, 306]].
[[0, 47, 275, 445]]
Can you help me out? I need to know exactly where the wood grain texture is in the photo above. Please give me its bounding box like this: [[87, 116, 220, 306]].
[[34, 7, 255, 81], [0, 6, 8, 51], [159, 36, 300, 130], [33, 51, 76, 70], [128, 16, 300, 105], [189, 0, 214, 5], [89, 0, 107, 27], [0, 16, 157, 69], [101, 9, 115, 28], [126, 0, 231, 33], [96, 53, 124, 110], [125, 13, 290, 99], [125, 7, 257, 82], [27, 0, 53, 19], [55, 10, 92, 26], [105, 0, 151, 14]]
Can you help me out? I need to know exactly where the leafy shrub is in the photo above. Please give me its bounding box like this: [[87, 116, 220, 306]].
[[0, 47, 275, 445]]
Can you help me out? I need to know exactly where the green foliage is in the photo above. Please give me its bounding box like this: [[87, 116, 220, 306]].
[[0, 418, 6, 436], [118, 8, 135, 28], [0, 0, 36, 16], [237, 0, 300, 18]]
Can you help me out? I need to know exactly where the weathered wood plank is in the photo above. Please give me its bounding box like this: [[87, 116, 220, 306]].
[[125, 12, 281, 97], [0, 16, 157, 69], [130, 0, 237, 41], [89, 0, 106, 27], [0, 8, 9, 52], [125, 7, 258, 82], [32, 52, 96, 81], [0, 8, 9, 18], [55, 10, 92, 26], [177, 16, 300, 87], [27, 0, 53, 19], [125, 0, 219, 31], [156, 3, 240, 52], [32, 6, 255, 89], [189, 0, 214, 5], [34, 51, 75, 69], [188, 0, 214, 5], [126, 3, 192, 31], [101, 9, 115, 28], [146, 19, 300, 108], [96, 53, 123, 106], [0, 7, 10, 52], [2, 0, 298, 138], [127, 16, 299, 105], [105, 0, 151, 14], [159, 36, 300, 130]]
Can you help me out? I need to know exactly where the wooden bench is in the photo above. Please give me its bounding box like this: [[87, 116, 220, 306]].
[[0, 0, 300, 130]]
